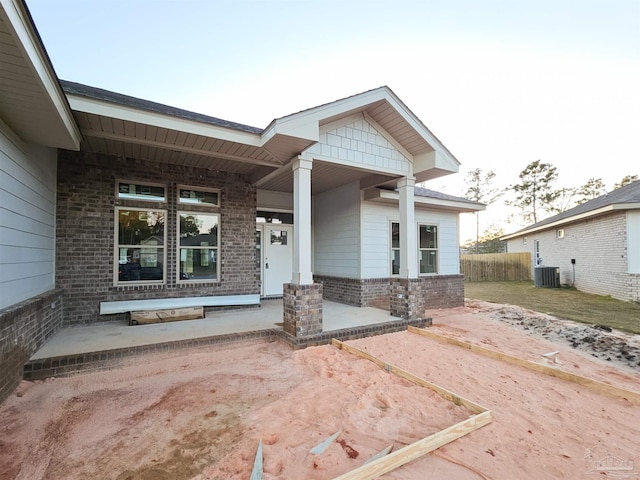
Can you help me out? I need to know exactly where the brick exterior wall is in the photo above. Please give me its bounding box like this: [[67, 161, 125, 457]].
[[0, 289, 63, 404], [390, 275, 464, 320], [507, 212, 636, 301], [314, 275, 390, 308], [318, 274, 464, 317], [283, 283, 323, 337], [56, 150, 259, 326], [629, 274, 640, 303]]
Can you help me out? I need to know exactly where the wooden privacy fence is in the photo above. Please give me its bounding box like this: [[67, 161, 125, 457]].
[[460, 252, 531, 282]]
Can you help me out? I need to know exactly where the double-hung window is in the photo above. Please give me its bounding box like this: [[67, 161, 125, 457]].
[[390, 222, 439, 275], [178, 186, 220, 283], [178, 212, 219, 282], [116, 208, 166, 283], [419, 224, 438, 274]]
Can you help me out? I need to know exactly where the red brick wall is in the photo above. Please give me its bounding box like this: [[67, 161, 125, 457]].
[[56, 150, 259, 326]]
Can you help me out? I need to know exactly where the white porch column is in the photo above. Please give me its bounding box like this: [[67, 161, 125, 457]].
[[292, 155, 313, 285], [398, 176, 418, 278]]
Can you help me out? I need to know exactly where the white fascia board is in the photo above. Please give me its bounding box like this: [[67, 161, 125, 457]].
[[365, 188, 485, 212], [68, 95, 261, 147], [382, 88, 460, 168], [501, 203, 640, 240], [262, 88, 392, 146], [414, 151, 459, 176], [1, 0, 81, 149], [261, 118, 319, 144]]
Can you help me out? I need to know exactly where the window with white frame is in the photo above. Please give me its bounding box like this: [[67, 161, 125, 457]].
[[419, 224, 438, 274], [117, 181, 165, 202], [116, 208, 166, 283], [391, 222, 400, 275], [178, 212, 219, 282], [178, 186, 219, 207]]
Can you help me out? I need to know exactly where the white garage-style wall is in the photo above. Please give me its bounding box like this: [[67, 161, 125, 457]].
[[0, 120, 58, 309]]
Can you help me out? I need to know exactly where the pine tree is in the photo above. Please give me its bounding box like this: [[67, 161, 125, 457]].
[[463, 168, 502, 254], [507, 160, 560, 224], [613, 174, 639, 190]]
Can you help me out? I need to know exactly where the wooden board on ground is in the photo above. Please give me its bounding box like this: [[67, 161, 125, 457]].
[[331, 338, 492, 480], [407, 326, 640, 406], [130, 306, 204, 325]]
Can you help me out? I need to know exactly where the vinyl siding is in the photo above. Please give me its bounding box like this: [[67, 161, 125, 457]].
[[313, 181, 361, 277], [361, 200, 460, 279], [0, 122, 57, 309]]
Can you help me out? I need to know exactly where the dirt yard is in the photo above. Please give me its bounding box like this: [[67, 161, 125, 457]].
[[1, 301, 639, 479]]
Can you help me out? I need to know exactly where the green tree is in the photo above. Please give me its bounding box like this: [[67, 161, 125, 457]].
[[613, 174, 639, 190], [507, 160, 560, 224], [180, 215, 201, 237], [574, 177, 606, 205], [550, 187, 576, 213], [463, 225, 506, 254], [463, 168, 502, 254]]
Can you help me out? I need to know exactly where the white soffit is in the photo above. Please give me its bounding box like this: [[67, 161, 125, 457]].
[[67, 95, 261, 147], [0, 0, 80, 149]]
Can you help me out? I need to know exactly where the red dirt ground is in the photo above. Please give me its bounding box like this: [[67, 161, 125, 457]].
[[1, 302, 639, 479]]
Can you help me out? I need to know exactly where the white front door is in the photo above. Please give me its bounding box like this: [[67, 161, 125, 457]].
[[262, 225, 293, 297]]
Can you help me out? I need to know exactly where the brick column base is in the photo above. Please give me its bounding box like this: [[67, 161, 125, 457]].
[[390, 275, 464, 320], [283, 283, 323, 337], [390, 278, 426, 320]]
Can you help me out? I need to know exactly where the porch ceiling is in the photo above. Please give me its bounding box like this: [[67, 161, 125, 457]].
[[257, 160, 400, 195], [73, 110, 281, 175]]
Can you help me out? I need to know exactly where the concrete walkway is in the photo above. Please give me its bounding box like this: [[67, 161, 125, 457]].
[[30, 300, 398, 360]]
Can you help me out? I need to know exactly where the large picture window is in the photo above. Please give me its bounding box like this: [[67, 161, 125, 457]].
[[178, 212, 219, 282], [419, 224, 438, 274], [116, 208, 165, 283]]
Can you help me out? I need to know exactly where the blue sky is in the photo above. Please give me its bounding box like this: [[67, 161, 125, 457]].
[[27, 0, 639, 239]]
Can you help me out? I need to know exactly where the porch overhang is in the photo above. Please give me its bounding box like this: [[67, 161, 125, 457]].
[[0, 0, 81, 149], [364, 187, 485, 213], [60, 82, 461, 197]]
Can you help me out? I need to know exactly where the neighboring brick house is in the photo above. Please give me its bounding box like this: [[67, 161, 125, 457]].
[[502, 180, 640, 302], [0, 0, 483, 402]]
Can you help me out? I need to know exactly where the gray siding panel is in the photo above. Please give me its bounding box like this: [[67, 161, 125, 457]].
[[0, 126, 57, 310]]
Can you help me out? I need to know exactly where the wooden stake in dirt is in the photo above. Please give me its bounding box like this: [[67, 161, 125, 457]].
[[408, 326, 640, 406]]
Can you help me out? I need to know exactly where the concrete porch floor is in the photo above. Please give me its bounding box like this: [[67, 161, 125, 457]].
[[30, 299, 399, 360]]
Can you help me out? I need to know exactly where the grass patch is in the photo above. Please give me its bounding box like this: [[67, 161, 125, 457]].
[[464, 281, 640, 335]]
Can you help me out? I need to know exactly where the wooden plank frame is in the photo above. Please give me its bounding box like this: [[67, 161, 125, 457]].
[[407, 326, 640, 406], [331, 339, 493, 480]]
